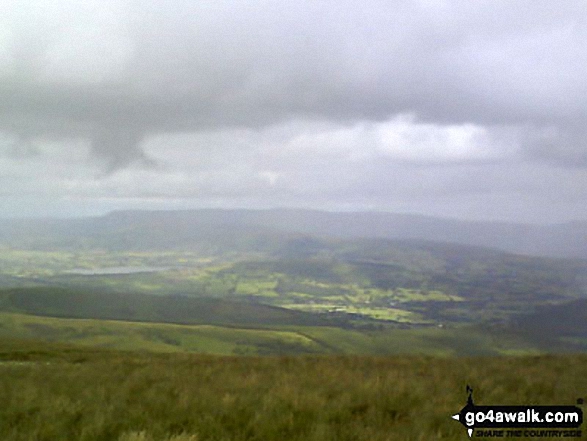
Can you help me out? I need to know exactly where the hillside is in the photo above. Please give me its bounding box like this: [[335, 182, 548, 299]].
[[507, 298, 587, 350], [1, 209, 586, 258], [0, 284, 582, 356], [0, 288, 331, 328]]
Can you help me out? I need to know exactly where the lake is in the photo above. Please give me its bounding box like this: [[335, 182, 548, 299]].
[[63, 266, 171, 275]]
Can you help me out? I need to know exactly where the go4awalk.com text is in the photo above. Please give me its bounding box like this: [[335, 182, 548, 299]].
[[451, 386, 583, 438]]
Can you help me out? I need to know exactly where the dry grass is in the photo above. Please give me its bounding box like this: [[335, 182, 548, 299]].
[[0, 342, 585, 440]]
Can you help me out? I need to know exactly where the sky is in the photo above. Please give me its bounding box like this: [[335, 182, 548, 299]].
[[0, 0, 586, 223]]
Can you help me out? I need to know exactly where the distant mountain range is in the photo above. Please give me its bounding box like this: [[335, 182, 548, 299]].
[[0, 209, 586, 259]]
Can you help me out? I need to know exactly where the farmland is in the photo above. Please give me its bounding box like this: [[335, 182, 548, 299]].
[[0, 242, 584, 328]]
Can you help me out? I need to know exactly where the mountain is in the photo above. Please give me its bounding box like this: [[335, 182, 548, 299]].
[[0, 209, 586, 258]]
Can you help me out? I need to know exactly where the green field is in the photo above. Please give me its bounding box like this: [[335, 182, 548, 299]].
[[0, 311, 544, 357], [0, 312, 321, 355]]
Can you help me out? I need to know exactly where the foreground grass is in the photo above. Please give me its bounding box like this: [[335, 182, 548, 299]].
[[0, 338, 586, 440]]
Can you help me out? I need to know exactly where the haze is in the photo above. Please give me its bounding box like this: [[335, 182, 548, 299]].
[[1, 0, 586, 223]]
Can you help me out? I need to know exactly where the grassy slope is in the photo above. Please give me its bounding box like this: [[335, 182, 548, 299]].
[[0, 287, 332, 327], [0, 337, 586, 441], [0, 312, 323, 355], [0, 286, 569, 356], [505, 298, 587, 351], [0, 311, 542, 357]]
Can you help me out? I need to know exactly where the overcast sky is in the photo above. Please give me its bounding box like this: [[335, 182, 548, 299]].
[[1, 0, 586, 223]]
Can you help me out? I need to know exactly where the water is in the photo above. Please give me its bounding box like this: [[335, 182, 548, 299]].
[[63, 266, 171, 275]]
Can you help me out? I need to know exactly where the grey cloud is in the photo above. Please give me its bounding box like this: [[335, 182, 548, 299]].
[[520, 124, 587, 168], [90, 127, 153, 172], [0, 133, 39, 158], [1, 0, 587, 223], [1, 0, 586, 171]]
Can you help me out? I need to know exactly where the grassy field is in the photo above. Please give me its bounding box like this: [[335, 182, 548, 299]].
[[0, 337, 585, 441], [0, 312, 324, 355], [0, 311, 544, 357]]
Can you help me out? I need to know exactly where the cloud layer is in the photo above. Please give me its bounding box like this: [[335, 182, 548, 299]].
[[1, 0, 586, 221]]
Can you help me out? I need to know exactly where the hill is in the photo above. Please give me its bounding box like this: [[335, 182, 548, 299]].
[[507, 298, 587, 350], [0, 286, 582, 356], [0, 287, 331, 328], [0, 208, 586, 258]]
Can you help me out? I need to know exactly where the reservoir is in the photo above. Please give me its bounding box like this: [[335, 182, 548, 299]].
[[63, 266, 171, 275]]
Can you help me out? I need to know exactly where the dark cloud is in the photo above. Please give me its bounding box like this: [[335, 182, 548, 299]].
[[90, 127, 153, 172], [2, 1, 586, 141]]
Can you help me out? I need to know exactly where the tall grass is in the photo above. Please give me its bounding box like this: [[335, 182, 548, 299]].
[[1, 341, 585, 440]]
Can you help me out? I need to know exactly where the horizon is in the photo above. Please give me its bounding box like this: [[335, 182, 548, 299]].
[[1, 205, 584, 227]]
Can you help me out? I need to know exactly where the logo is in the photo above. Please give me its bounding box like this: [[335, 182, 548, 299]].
[[451, 386, 583, 438]]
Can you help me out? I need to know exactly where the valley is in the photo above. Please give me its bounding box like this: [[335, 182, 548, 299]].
[[0, 210, 586, 356], [1, 209, 586, 440]]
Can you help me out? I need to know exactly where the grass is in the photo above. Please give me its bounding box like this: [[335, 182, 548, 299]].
[[0, 312, 324, 355], [0, 337, 585, 440], [235, 280, 279, 297], [0, 311, 544, 357]]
